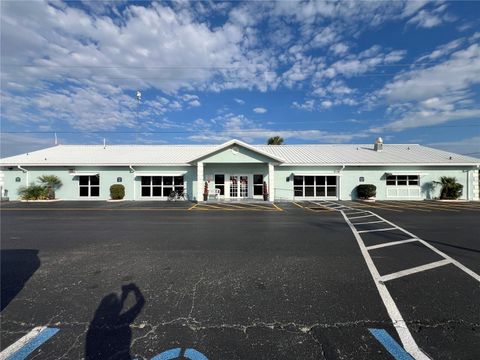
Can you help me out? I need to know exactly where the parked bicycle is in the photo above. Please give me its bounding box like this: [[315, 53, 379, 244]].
[[168, 190, 187, 201]]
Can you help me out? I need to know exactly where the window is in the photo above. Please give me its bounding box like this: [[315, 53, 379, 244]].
[[214, 174, 225, 195], [386, 175, 420, 186], [253, 174, 264, 196], [294, 176, 337, 198], [141, 176, 184, 198], [79, 175, 100, 197]]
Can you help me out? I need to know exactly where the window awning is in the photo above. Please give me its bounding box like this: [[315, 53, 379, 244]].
[[69, 172, 99, 176], [386, 172, 428, 176], [134, 171, 187, 177], [293, 173, 342, 176]]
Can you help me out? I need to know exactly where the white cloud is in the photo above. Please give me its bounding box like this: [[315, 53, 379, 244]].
[[407, 4, 455, 28], [330, 43, 349, 55], [253, 107, 267, 114], [292, 100, 315, 111], [428, 136, 480, 157], [321, 100, 333, 109], [234, 98, 245, 105]]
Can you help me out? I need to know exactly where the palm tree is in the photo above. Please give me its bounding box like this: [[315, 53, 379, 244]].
[[267, 136, 284, 145], [38, 175, 63, 199], [434, 176, 463, 200]]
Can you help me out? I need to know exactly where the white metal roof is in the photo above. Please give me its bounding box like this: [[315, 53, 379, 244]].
[[1, 140, 478, 166]]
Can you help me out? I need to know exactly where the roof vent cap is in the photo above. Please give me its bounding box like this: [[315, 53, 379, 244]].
[[374, 137, 383, 152]]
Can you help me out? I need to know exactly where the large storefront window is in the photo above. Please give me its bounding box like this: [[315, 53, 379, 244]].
[[294, 175, 337, 198], [141, 176, 184, 198], [79, 175, 100, 197]]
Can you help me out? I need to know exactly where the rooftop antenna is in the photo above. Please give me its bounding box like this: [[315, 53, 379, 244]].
[[135, 90, 142, 144], [54, 132, 58, 145], [103, 138, 106, 149]]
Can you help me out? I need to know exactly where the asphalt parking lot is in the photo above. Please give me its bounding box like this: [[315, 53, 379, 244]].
[[1, 201, 479, 359]]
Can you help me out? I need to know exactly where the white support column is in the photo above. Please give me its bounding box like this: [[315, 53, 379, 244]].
[[268, 163, 275, 202], [197, 162, 204, 201]]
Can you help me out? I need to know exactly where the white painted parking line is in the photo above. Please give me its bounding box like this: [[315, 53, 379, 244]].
[[340, 211, 429, 360], [366, 238, 419, 250], [357, 227, 398, 234], [379, 259, 452, 283], [351, 220, 386, 226], [344, 211, 368, 216], [349, 214, 376, 219], [0, 326, 59, 360]]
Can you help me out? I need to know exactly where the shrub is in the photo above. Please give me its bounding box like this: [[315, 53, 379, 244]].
[[18, 185, 49, 200], [357, 184, 376, 199], [110, 184, 125, 200], [434, 176, 463, 200], [38, 175, 62, 199]]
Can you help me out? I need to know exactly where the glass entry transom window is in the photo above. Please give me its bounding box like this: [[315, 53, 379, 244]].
[[141, 176, 184, 197], [79, 175, 100, 197], [294, 175, 337, 198]]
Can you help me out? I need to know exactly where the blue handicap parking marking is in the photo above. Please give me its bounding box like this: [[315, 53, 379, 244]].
[[151, 347, 208, 360], [368, 328, 414, 360], [2, 327, 60, 360]]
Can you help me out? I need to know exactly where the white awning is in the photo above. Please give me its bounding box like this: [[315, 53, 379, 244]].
[[69, 172, 99, 176], [386, 172, 428, 176], [293, 173, 342, 176], [134, 171, 187, 177]]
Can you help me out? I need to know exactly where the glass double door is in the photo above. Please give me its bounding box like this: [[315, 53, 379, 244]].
[[229, 175, 248, 198]]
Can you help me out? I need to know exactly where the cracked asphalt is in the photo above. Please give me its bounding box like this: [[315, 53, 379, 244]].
[[1, 202, 479, 359]]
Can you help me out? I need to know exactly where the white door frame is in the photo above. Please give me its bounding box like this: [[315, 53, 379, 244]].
[[226, 174, 251, 199]]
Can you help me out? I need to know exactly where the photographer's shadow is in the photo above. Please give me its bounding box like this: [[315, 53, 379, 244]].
[[85, 283, 145, 360]]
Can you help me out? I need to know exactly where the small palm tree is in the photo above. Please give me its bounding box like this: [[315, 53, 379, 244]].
[[267, 136, 284, 145], [434, 176, 463, 200], [38, 175, 63, 199]]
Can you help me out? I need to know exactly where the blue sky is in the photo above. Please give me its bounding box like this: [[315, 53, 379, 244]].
[[1, 0, 479, 157]]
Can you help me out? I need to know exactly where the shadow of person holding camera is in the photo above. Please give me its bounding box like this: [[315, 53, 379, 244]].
[[85, 283, 145, 360]]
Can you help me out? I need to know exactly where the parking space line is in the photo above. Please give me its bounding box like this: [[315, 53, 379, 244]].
[[368, 329, 414, 360], [292, 201, 304, 208], [379, 259, 452, 283], [366, 238, 419, 250], [349, 202, 405, 212], [0, 326, 59, 360], [423, 202, 480, 211], [349, 214, 376, 219], [351, 220, 386, 225], [391, 201, 457, 212], [272, 203, 283, 211], [357, 227, 398, 234], [188, 204, 198, 210]]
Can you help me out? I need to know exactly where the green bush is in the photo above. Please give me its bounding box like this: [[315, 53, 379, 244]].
[[110, 184, 125, 200], [18, 185, 49, 200], [434, 176, 463, 199], [38, 175, 62, 199], [356, 184, 376, 199]]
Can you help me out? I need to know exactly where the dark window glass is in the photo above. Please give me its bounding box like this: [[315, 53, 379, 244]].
[[316, 187, 325, 196], [79, 187, 89, 197], [327, 187, 336, 196], [152, 187, 162, 196], [174, 176, 184, 185], [294, 187, 303, 196], [163, 187, 173, 196], [163, 176, 173, 186], [79, 176, 89, 185], [304, 176, 314, 185], [254, 186, 263, 195], [316, 176, 325, 185], [117, 177, 122, 183], [90, 176, 99, 185], [152, 176, 162, 185], [141, 187, 150, 197], [408, 176, 419, 185], [304, 187, 314, 197], [141, 177, 151, 185], [386, 175, 396, 186], [215, 174, 225, 184], [174, 186, 184, 193], [253, 174, 263, 185], [294, 176, 303, 185], [90, 186, 100, 197], [397, 175, 407, 186], [215, 185, 225, 195], [327, 176, 336, 185]]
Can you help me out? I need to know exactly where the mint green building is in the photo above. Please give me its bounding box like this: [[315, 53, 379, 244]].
[[1, 139, 479, 201]]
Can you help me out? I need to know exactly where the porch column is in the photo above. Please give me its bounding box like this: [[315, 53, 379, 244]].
[[268, 163, 275, 202], [197, 162, 204, 201]]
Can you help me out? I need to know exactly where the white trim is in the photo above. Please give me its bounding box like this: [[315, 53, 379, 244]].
[[134, 172, 187, 177], [386, 172, 428, 176], [293, 173, 343, 176], [69, 172, 99, 176]]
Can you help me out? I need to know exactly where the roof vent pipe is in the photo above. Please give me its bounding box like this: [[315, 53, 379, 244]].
[[374, 137, 383, 152], [103, 138, 106, 149]]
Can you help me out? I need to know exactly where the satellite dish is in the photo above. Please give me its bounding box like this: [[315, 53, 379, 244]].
[[136, 90, 142, 102]]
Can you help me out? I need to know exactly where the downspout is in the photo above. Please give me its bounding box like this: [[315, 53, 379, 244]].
[[17, 165, 28, 185], [129, 165, 136, 200]]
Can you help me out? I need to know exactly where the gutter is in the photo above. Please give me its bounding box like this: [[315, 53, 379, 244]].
[[17, 165, 29, 185]]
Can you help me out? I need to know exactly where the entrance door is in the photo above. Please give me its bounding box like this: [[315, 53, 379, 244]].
[[229, 175, 249, 198]]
